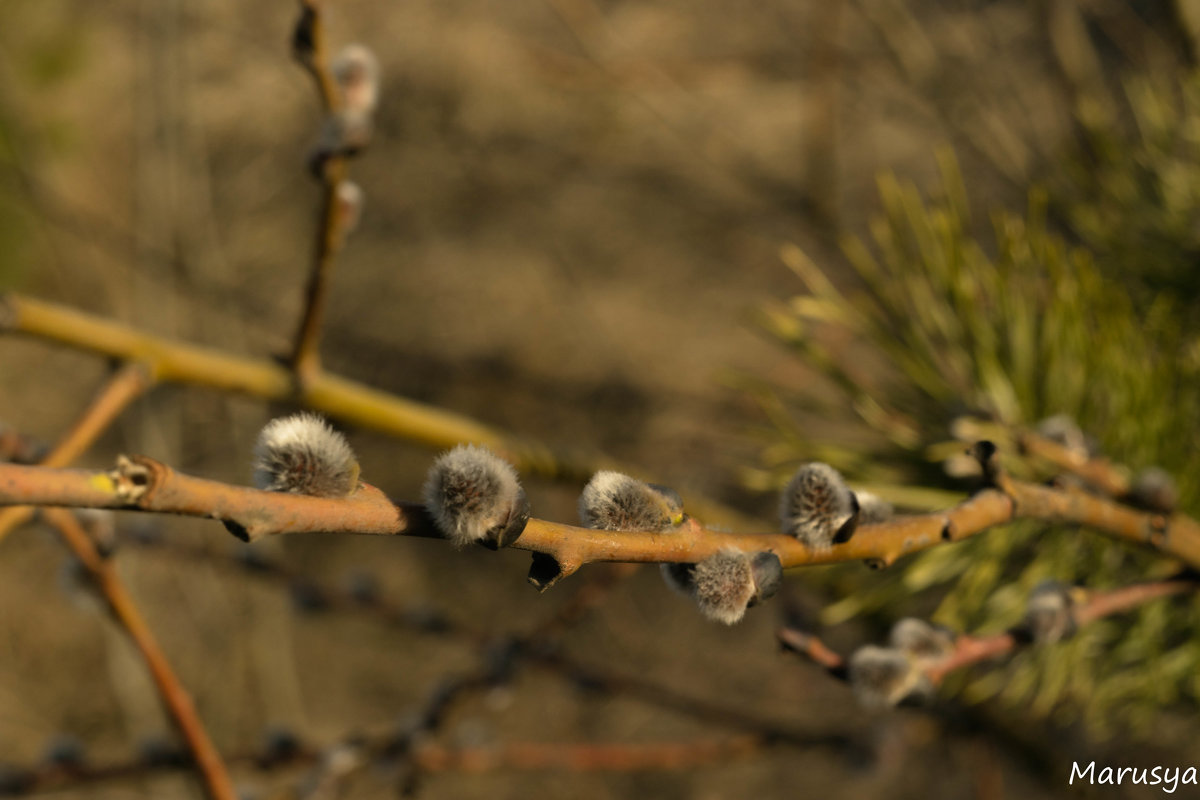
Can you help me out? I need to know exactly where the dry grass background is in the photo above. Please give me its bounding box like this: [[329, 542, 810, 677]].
[[0, 0, 1194, 797]]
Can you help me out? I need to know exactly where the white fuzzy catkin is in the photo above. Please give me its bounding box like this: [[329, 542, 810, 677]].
[[691, 549, 758, 625], [855, 491, 893, 524], [687, 549, 783, 625], [332, 44, 379, 114], [778, 462, 858, 551], [848, 645, 931, 709], [1024, 581, 1076, 644], [253, 413, 359, 497], [889, 618, 955, 668], [578, 471, 684, 532], [423, 445, 527, 547]]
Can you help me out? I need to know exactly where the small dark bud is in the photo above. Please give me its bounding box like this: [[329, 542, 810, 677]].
[[41, 735, 86, 769], [138, 735, 189, 768], [1023, 581, 1076, 644], [423, 445, 529, 548], [779, 462, 858, 551], [290, 4, 318, 66], [578, 471, 685, 532], [289, 580, 329, 614], [236, 545, 276, 573], [259, 727, 302, 767], [1128, 466, 1178, 513], [344, 570, 380, 606], [659, 562, 696, 594], [967, 440, 1000, 483], [0, 766, 35, 795]]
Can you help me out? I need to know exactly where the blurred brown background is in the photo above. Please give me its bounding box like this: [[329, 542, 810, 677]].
[[0, 0, 1196, 797]]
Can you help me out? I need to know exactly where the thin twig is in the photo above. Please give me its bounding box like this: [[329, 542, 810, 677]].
[[42, 508, 236, 800], [778, 577, 1199, 686], [289, 0, 349, 384], [0, 363, 153, 542]]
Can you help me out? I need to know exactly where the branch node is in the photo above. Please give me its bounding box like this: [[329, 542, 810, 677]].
[[110, 455, 157, 504], [527, 553, 578, 591]]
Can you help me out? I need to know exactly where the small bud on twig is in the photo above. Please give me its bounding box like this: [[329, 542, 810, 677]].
[[253, 413, 360, 497], [578, 471, 685, 532], [690, 548, 782, 625], [1035, 414, 1094, 460], [847, 646, 931, 709], [854, 491, 893, 524], [778, 462, 858, 551], [1128, 466, 1178, 513], [1023, 581, 1077, 644], [422, 445, 529, 549], [331, 44, 379, 116], [888, 618, 955, 668], [41, 735, 86, 769], [335, 180, 364, 238]]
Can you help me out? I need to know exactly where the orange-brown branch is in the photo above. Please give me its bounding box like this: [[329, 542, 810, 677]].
[[43, 508, 235, 800], [0, 453, 1196, 584], [782, 578, 1198, 687], [0, 292, 755, 529], [0, 364, 152, 542], [288, 0, 351, 383]]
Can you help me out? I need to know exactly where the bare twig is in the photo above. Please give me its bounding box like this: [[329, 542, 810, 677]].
[[42, 508, 235, 800], [778, 577, 1199, 686], [0, 363, 152, 542], [289, 0, 350, 384]]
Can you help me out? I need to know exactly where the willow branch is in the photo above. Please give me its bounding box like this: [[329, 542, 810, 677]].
[[1014, 430, 1130, 497], [1, 449, 1195, 590], [42, 508, 235, 800], [779, 578, 1199, 686], [0, 363, 152, 542], [0, 293, 752, 528], [289, 0, 349, 383]]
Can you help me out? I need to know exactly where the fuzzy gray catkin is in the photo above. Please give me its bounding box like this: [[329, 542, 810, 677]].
[[422, 445, 529, 548], [779, 462, 858, 551], [690, 548, 783, 625], [253, 413, 360, 497], [578, 471, 684, 532]]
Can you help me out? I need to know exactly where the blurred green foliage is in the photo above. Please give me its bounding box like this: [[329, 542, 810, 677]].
[[1059, 70, 1200, 309], [754, 149, 1200, 733]]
